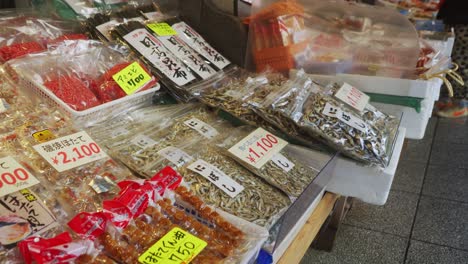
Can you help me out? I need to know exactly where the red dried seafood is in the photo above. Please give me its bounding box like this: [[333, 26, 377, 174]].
[[0, 42, 45, 62]]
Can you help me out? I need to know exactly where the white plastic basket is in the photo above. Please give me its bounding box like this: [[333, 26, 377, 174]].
[[18, 72, 160, 127]]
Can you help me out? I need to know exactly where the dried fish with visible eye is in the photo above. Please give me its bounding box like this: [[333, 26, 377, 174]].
[[178, 146, 291, 228], [216, 126, 319, 198]]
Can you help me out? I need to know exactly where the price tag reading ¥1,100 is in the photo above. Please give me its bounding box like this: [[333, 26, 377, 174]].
[[228, 128, 288, 169], [138, 227, 207, 264], [0, 157, 40, 198], [33, 131, 108, 173], [188, 159, 244, 198], [147, 22, 178, 36], [112, 62, 153, 95], [334, 83, 370, 112]]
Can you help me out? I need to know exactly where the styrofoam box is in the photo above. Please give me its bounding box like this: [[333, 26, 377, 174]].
[[18, 73, 160, 127], [325, 127, 406, 205]]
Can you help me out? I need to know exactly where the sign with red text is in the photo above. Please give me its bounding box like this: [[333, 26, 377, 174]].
[[33, 131, 108, 172], [0, 157, 39, 197], [228, 128, 288, 169], [334, 83, 369, 112]]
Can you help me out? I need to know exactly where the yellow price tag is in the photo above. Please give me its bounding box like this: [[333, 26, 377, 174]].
[[112, 62, 152, 95], [32, 129, 55, 143], [147, 22, 178, 36], [138, 227, 207, 264]]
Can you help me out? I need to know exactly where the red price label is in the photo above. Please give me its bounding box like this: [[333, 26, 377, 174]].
[[229, 128, 288, 169], [0, 157, 39, 197], [33, 131, 108, 172]]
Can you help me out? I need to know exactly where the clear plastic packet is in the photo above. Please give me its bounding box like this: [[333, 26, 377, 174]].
[[69, 167, 268, 263], [258, 71, 399, 167], [0, 152, 69, 263], [108, 105, 234, 177], [0, 16, 86, 63], [246, 0, 420, 78], [6, 40, 158, 111], [110, 19, 233, 101], [215, 126, 319, 198]]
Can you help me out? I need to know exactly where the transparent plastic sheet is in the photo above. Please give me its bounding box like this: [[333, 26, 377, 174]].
[[6, 40, 158, 111], [109, 19, 233, 102], [68, 167, 268, 264], [246, 0, 420, 79], [0, 16, 86, 63], [215, 126, 319, 199], [256, 71, 399, 167], [108, 105, 236, 177]]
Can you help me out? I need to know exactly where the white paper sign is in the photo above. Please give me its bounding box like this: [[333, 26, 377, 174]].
[[271, 153, 295, 173], [228, 128, 288, 169], [334, 83, 369, 112], [33, 131, 108, 172], [322, 103, 368, 133], [123, 28, 196, 86], [172, 22, 230, 69], [0, 157, 40, 197], [188, 159, 244, 198], [158, 35, 216, 79], [111, 127, 129, 138], [158, 146, 193, 167], [131, 134, 157, 149], [183, 118, 219, 139], [96, 20, 118, 41]]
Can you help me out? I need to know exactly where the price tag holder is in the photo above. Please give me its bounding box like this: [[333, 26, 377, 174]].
[[188, 159, 244, 198], [33, 131, 108, 172], [158, 146, 193, 167], [228, 128, 288, 169], [183, 118, 219, 139], [322, 103, 368, 133], [112, 62, 153, 95], [138, 227, 207, 264], [147, 22, 178, 36], [0, 157, 40, 197], [334, 83, 369, 112]]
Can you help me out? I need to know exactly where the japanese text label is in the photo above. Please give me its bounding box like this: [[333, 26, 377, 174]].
[[0, 157, 40, 198], [334, 83, 370, 112], [123, 28, 195, 86], [322, 103, 368, 133], [131, 134, 157, 149], [33, 131, 108, 172], [96, 20, 118, 41], [158, 35, 216, 79], [112, 61, 153, 95], [187, 160, 244, 198], [172, 22, 230, 69], [0, 189, 57, 246], [158, 147, 193, 167], [138, 227, 207, 264], [183, 118, 219, 139], [271, 153, 295, 173], [228, 128, 288, 169]]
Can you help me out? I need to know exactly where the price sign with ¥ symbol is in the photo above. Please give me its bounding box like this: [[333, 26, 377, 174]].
[[33, 131, 108, 172], [0, 157, 40, 197], [228, 128, 288, 169], [112, 62, 152, 95]]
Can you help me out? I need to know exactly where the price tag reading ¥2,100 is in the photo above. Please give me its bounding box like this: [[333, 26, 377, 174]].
[[147, 22, 178, 36], [138, 227, 207, 264], [33, 131, 108, 172], [0, 157, 40, 197], [228, 128, 288, 169], [112, 62, 153, 95]]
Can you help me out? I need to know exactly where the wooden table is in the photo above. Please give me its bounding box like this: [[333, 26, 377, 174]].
[[278, 193, 340, 264]]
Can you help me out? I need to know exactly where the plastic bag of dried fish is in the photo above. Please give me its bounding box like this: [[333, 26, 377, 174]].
[[108, 105, 235, 177], [255, 70, 399, 167], [215, 126, 320, 198]]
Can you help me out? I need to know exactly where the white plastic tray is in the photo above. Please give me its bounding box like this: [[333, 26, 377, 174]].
[[18, 73, 160, 127]]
